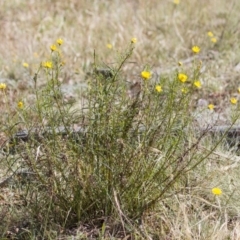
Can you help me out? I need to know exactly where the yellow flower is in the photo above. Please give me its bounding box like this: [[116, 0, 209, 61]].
[[56, 38, 63, 45], [22, 62, 29, 68], [193, 80, 201, 89], [230, 97, 238, 105], [141, 71, 152, 80], [17, 101, 24, 109], [178, 73, 188, 83], [131, 38, 137, 44], [155, 85, 162, 93], [0, 83, 6, 90], [212, 187, 222, 196], [181, 88, 188, 94], [192, 46, 200, 54], [207, 31, 214, 37], [42, 61, 53, 69], [211, 37, 217, 43], [106, 43, 113, 49], [50, 44, 57, 51], [173, 0, 180, 4], [208, 104, 215, 110]]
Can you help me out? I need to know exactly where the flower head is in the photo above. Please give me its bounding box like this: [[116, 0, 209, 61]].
[[192, 46, 200, 54], [141, 71, 152, 80], [106, 43, 113, 49], [207, 31, 214, 37], [208, 104, 215, 110], [178, 73, 188, 83], [194, 80, 201, 89], [56, 38, 63, 45], [230, 97, 238, 105], [50, 44, 57, 51], [22, 62, 29, 68], [42, 61, 53, 69], [178, 61, 183, 66], [0, 83, 6, 90], [155, 85, 162, 93], [131, 38, 137, 44], [212, 187, 222, 196], [173, 0, 180, 4], [211, 37, 217, 43], [17, 101, 24, 109]]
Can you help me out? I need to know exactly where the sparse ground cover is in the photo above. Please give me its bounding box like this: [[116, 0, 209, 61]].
[[1, 0, 240, 239]]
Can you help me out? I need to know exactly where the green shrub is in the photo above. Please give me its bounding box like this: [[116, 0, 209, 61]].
[[0, 41, 234, 238]]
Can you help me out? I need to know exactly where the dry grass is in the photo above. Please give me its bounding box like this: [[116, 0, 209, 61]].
[[1, 0, 240, 239]]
